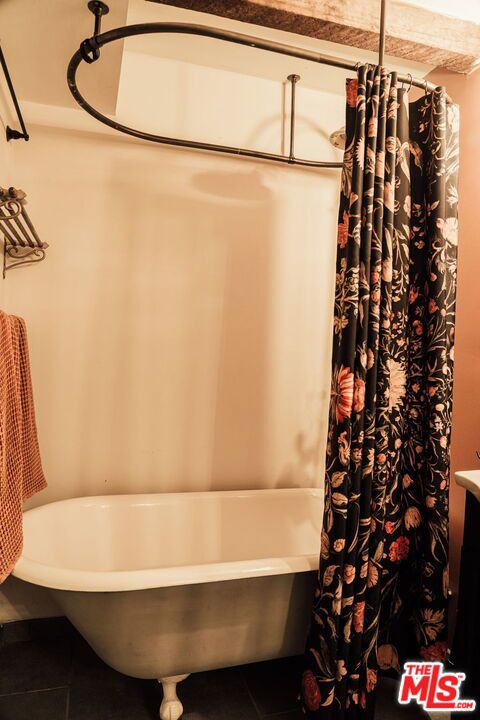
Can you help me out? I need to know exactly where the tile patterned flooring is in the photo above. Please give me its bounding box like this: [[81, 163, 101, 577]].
[[0, 618, 424, 719]]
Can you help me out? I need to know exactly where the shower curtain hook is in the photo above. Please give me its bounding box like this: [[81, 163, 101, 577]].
[[406, 74, 413, 92], [424, 78, 429, 96]]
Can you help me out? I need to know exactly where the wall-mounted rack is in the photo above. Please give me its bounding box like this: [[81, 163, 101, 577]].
[[0, 45, 29, 142], [1, 188, 48, 277]]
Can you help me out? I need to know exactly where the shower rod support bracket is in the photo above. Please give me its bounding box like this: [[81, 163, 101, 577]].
[[5, 127, 28, 142], [88, 1, 109, 36], [82, 0, 109, 62], [0, 46, 29, 142], [287, 74, 300, 162]]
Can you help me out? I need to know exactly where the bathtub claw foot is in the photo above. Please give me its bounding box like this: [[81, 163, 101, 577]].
[[159, 674, 189, 720]]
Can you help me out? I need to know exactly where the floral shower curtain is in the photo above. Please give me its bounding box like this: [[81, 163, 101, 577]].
[[302, 65, 459, 718]]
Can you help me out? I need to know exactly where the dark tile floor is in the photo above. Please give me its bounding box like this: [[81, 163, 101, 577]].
[[0, 618, 422, 720]]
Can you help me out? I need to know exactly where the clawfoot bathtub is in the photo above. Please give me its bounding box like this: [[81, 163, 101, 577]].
[[14, 488, 322, 719]]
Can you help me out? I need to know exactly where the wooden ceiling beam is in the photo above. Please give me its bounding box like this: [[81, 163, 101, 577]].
[[149, 0, 480, 74]]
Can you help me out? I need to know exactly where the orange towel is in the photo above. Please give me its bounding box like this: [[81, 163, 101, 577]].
[[0, 310, 46, 582]]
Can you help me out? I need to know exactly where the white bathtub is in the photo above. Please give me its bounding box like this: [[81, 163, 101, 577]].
[[14, 488, 322, 719]]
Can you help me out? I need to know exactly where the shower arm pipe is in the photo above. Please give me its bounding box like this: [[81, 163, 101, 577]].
[[67, 21, 444, 168]]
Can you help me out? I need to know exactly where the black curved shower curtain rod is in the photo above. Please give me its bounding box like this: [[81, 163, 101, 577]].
[[66, 0, 443, 169]]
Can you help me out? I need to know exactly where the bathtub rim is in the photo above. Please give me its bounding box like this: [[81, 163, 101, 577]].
[[13, 487, 322, 593]]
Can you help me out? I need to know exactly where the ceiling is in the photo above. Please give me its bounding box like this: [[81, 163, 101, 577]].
[[400, 0, 480, 23], [124, 0, 432, 93], [152, 0, 480, 73]]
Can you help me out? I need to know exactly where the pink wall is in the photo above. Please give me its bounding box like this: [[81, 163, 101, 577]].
[[426, 68, 480, 624]]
